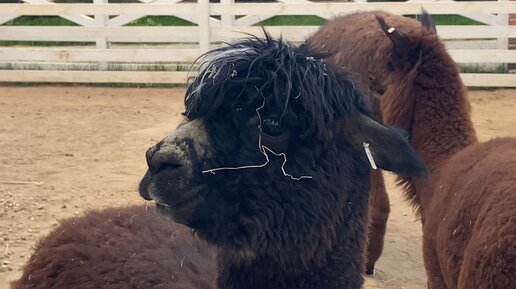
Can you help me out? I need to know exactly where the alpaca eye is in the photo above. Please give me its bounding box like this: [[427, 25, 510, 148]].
[[262, 118, 286, 137]]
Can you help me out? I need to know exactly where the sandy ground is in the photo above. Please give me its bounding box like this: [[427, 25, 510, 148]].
[[0, 86, 515, 289]]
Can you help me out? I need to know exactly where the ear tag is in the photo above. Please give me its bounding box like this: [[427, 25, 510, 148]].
[[363, 142, 378, 170], [387, 27, 396, 34]]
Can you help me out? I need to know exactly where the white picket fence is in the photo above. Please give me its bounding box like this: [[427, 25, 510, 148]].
[[0, 0, 515, 86]]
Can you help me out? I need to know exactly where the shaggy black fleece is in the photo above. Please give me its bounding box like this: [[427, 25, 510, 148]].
[[185, 33, 370, 138], [170, 34, 380, 289]]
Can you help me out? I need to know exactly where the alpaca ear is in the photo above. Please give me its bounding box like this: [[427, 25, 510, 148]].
[[339, 114, 426, 177], [421, 9, 437, 34], [376, 15, 413, 60]]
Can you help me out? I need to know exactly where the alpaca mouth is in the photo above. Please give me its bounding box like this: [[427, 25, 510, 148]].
[[152, 185, 208, 209], [154, 200, 170, 207], [154, 190, 206, 225]]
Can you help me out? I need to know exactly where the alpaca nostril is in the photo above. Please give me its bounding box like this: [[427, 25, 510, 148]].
[[147, 154, 184, 176], [146, 143, 185, 174], [145, 146, 159, 173], [159, 162, 183, 172], [149, 160, 183, 175]]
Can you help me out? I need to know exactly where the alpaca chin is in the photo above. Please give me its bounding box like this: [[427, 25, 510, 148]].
[[155, 193, 206, 226], [222, 247, 257, 265]]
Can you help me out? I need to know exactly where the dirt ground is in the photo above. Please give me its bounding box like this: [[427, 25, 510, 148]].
[[0, 86, 514, 289]]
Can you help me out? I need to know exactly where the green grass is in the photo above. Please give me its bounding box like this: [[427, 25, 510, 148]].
[[2, 16, 79, 26], [0, 60, 194, 72], [108, 63, 193, 72], [0, 15, 195, 46], [257, 14, 485, 26], [2, 14, 483, 27], [460, 64, 508, 74], [1, 16, 196, 26], [0, 40, 94, 47], [0, 13, 492, 57], [0, 15, 325, 27], [407, 14, 485, 26], [126, 16, 195, 26], [258, 15, 326, 26]]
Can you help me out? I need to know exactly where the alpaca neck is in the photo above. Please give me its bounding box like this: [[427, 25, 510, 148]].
[[217, 248, 363, 289], [216, 207, 367, 289], [407, 55, 478, 210], [217, 258, 342, 289], [412, 90, 476, 170]]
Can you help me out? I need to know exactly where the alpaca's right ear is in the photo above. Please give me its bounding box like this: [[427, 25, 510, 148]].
[[339, 114, 426, 177]]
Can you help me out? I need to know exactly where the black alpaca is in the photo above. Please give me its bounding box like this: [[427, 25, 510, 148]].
[[13, 33, 424, 289], [139, 33, 425, 289]]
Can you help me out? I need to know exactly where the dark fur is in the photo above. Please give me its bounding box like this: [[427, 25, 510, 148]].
[[140, 33, 424, 289], [364, 169, 389, 274], [12, 205, 217, 289], [185, 34, 371, 138], [312, 11, 516, 289], [182, 34, 372, 289], [307, 11, 418, 273]]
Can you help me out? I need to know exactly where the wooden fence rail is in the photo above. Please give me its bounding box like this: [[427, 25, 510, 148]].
[[2, 2, 516, 15], [0, 0, 515, 87]]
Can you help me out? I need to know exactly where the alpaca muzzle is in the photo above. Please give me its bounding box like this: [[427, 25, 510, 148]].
[[139, 119, 213, 223], [145, 143, 185, 175]]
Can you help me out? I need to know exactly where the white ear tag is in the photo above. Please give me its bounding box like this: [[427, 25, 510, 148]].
[[363, 142, 378, 170]]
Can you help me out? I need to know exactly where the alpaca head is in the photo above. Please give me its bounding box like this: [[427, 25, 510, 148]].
[[376, 10, 437, 74], [139, 33, 425, 262], [375, 11, 447, 132]]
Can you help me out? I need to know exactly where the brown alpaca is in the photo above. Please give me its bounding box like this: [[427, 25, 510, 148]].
[[12, 205, 217, 289], [375, 13, 516, 289], [312, 10, 516, 289], [308, 11, 419, 274]]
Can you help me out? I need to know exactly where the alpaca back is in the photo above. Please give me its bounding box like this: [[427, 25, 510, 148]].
[[11, 205, 217, 289], [422, 138, 516, 289]]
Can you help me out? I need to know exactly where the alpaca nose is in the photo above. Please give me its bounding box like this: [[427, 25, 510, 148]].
[[145, 144, 183, 174], [146, 146, 159, 173]]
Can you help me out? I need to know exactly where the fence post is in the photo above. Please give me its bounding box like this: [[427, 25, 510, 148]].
[[221, 0, 235, 27], [509, 0, 516, 71], [198, 0, 211, 53], [94, 0, 109, 70], [497, 0, 509, 50]]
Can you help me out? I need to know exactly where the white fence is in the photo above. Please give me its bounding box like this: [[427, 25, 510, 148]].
[[0, 0, 515, 86]]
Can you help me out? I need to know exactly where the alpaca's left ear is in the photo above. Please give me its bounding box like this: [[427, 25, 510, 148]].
[[421, 9, 437, 34], [339, 114, 426, 177]]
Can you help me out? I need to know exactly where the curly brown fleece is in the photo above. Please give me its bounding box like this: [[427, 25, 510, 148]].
[[379, 13, 516, 289], [307, 11, 420, 273], [312, 10, 516, 289], [11, 205, 217, 289]]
